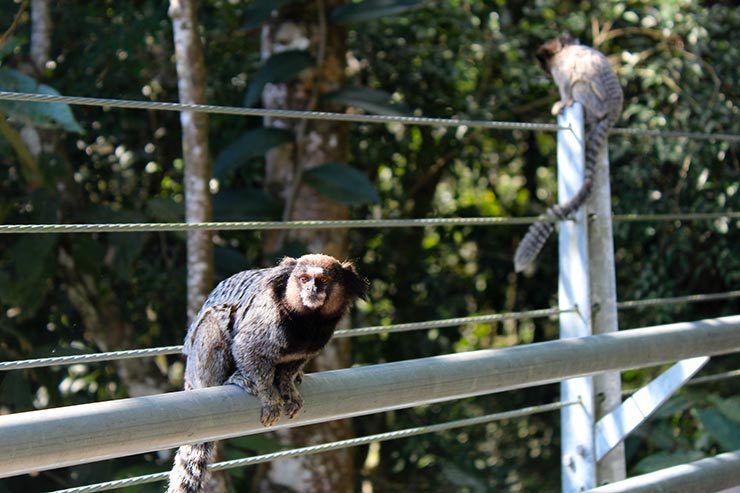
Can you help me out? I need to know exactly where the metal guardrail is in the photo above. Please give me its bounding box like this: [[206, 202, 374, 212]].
[[0, 315, 738, 479], [586, 449, 740, 493]]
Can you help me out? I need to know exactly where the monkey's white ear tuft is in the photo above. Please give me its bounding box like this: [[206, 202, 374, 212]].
[[279, 256, 297, 266]]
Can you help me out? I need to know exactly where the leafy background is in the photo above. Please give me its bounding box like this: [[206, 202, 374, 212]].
[[0, 0, 738, 492]]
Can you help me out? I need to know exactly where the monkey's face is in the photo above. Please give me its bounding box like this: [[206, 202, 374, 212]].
[[293, 267, 331, 310], [280, 254, 367, 316], [536, 34, 577, 74]]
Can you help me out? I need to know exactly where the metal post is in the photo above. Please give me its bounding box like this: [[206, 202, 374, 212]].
[[559, 103, 596, 492], [588, 120, 626, 482]]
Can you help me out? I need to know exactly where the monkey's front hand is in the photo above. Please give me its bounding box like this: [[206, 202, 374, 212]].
[[551, 99, 574, 116], [280, 387, 304, 420], [226, 371, 282, 427]]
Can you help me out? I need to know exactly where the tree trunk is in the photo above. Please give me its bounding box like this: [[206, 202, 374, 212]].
[[170, 2, 223, 492], [30, 0, 52, 72], [260, 2, 354, 492], [169, 0, 214, 324]]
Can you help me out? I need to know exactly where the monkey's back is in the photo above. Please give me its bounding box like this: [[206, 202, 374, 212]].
[[184, 268, 270, 355], [553, 44, 622, 123]]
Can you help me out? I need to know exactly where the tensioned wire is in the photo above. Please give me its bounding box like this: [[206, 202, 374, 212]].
[[622, 369, 740, 396], [47, 400, 576, 493], [3, 289, 738, 372], [0, 307, 567, 371], [0, 91, 560, 132], [0, 211, 737, 234], [2, 90, 740, 142]]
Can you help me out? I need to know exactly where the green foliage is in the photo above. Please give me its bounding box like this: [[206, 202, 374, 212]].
[[212, 188, 281, 220], [633, 450, 705, 475], [242, 0, 300, 30], [244, 50, 314, 107], [0, 0, 738, 491], [331, 0, 425, 24], [302, 162, 380, 205], [0, 68, 83, 133], [214, 127, 293, 181], [323, 87, 411, 116]]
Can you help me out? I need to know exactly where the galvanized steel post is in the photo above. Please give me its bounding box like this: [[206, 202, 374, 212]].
[[558, 103, 596, 492], [587, 114, 627, 482]]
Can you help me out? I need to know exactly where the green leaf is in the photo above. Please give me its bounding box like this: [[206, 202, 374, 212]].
[[0, 37, 21, 61], [226, 434, 285, 454], [655, 393, 697, 418], [0, 269, 9, 305], [109, 232, 147, 282], [633, 451, 705, 474], [707, 394, 740, 423], [330, 0, 424, 24], [146, 197, 184, 223], [323, 87, 411, 116], [0, 372, 34, 411], [214, 127, 293, 180], [215, 247, 250, 279], [243, 0, 299, 30], [0, 68, 84, 133], [244, 50, 314, 107], [6, 233, 58, 317], [302, 162, 379, 205], [70, 237, 105, 278], [697, 408, 740, 450], [212, 188, 281, 221]]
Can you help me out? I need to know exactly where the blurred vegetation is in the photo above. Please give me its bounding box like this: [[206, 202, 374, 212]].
[[0, 0, 738, 492]]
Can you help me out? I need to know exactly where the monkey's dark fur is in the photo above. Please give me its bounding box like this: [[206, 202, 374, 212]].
[[167, 254, 367, 493], [514, 34, 623, 272]]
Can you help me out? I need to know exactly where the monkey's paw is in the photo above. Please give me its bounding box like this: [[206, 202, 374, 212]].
[[225, 372, 258, 396], [282, 394, 304, 419], [260, 403, 282, 427], [551, 99, 573, 116]]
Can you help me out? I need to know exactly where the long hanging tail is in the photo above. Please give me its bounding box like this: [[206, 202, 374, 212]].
[[514, 112, 617, 272], [167, 442, 215, 493]]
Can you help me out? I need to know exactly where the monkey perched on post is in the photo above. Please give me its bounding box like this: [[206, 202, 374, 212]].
[[167, 254, 367, 493], [514, 34, 623, 272]]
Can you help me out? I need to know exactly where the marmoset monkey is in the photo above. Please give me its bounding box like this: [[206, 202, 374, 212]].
[[167, 254, 367, 493], [514, 34, 623, 272]]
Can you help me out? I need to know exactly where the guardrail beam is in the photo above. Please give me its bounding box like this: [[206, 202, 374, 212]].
[[0, 315, 738, 479]]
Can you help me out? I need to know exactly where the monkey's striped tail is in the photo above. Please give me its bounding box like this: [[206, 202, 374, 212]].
[[167, 442, 215, 493], [514, 204, 569, 273], [513, 112, 616, 272]]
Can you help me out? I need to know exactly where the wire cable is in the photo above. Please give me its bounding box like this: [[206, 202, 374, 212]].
[[0, 216, 547, 234], [2, 90, 739, 141], [4, 288, 738, 371], [0, 211, 736, 234], [616, 291, 740, 310], [687, 369, 740, 386], [622, 369, 740, 397], [47, 400, 576, 493], [0, 91, 560, 132], [0, 307, 567, 371]]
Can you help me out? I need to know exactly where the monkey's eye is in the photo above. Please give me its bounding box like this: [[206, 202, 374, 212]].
[[315, 275, 329, 286], [299, 274, 311, 283]]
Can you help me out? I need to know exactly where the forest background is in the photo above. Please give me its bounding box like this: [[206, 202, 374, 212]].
[[0, 0, 738, 492]]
